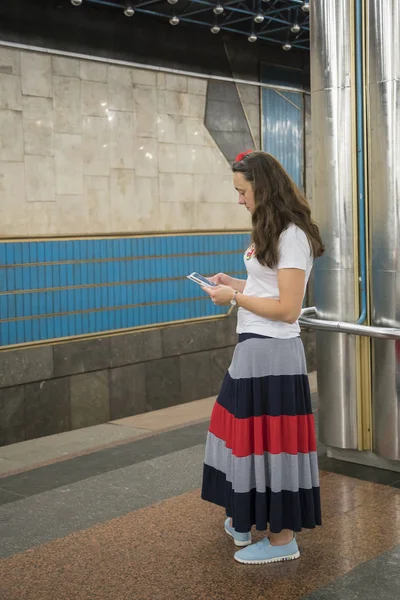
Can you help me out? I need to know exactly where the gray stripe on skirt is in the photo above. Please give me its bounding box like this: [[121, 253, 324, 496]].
[[228, 336, 308, 380], [204, 432, 320, 494]]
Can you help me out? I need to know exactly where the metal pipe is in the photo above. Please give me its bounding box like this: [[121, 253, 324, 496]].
[[355, 0, 367, 324], [310, 0, 359, 450], [299, 307, 400, 340], [367, 0, 400, 461]]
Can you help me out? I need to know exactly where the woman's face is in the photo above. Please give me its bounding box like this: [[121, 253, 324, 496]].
[[234, 172, 255, 214]]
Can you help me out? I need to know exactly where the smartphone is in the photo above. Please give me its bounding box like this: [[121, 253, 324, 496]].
[[187, 272, 216, 288]]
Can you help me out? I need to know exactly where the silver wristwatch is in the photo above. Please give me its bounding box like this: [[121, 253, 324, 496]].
[[230, 290, 239, 306]]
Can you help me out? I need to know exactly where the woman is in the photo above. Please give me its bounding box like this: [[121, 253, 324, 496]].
[[201, 151, 323, 565]]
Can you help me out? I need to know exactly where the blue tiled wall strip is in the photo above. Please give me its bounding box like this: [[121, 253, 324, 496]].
[[0, 233, 249, 347], [261, 63, 305, 190], [261, 88, 304, 189]]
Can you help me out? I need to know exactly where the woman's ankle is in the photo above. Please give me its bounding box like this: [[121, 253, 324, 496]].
[[269, 530, 294, 546]]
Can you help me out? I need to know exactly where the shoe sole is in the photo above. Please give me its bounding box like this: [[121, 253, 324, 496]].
[[224, 525, 252, 547], [234, 551, 300, 565]]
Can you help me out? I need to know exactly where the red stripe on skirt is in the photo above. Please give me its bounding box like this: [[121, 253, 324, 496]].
[[209, 402, 317, 457]]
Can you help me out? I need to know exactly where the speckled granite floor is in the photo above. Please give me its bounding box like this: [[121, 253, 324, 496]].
[[1, 396, 400, 600]]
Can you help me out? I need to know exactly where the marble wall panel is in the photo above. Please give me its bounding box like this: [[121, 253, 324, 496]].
[[0, 48, 265, 236]]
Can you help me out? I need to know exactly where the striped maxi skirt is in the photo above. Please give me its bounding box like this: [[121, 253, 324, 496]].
[[201, 333, 322, 534]]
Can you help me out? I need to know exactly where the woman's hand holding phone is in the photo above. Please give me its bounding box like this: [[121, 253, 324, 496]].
[[209, 273, 233, 287]]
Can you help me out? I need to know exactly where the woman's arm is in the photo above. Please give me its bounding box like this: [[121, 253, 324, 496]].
[[204, 268, 305, 324], [237, 269, 305, 324]]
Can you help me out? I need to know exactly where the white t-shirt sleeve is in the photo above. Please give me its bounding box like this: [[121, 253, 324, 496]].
[[278, 226, 311, 271]]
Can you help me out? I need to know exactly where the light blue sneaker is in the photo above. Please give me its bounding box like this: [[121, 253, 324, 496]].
[[224, 518, 252, 547], [234, 536, 300, 564]]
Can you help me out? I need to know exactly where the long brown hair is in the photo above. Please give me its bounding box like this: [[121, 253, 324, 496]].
[[232, 151, 324, 268]]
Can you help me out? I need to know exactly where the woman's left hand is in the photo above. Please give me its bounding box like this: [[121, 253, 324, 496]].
[[202, 285, 235, 306]]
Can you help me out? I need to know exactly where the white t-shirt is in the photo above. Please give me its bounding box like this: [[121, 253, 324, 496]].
[[236, 224, 313, 339]]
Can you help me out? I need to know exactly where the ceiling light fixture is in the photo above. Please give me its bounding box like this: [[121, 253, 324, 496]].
[[291, 23, 301, 33], [167, 0, 179, 4], [124, 3, 134, 16], [211, 24, 221, 34], [71, 0, 82, 6], [248, 34, 257, 43], [282, 43, 292, 51], [254, 13, 264, 24], [301, 2, 310, 12], [213, 4, 224, 15], [169, 15, 180, 25]]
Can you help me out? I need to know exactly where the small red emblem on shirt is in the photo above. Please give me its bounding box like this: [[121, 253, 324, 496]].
[[245, 244, 255, 260]]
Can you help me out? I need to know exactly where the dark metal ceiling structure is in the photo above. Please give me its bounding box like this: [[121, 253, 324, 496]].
[[68, 0, 310, 50]]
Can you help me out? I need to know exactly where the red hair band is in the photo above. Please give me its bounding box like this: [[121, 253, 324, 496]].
[[235, 150, 253, 162]]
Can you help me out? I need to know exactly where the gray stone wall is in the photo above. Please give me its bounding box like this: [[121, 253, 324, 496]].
[[205, 80, 255, 164], [0, 317, 237, 447]]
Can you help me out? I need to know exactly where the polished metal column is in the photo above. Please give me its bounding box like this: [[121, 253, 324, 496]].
[[367, 0, 400, 460], [310, 0, 359, 448]]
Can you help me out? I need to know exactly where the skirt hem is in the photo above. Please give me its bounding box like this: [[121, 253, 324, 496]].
[[202, 464, 322, 534]]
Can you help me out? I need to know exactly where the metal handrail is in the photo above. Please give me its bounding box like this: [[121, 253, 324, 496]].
[[299, 307, 400, 340]]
